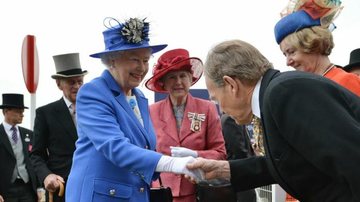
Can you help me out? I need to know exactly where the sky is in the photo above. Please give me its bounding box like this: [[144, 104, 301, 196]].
[[1, 0, 360, 129]]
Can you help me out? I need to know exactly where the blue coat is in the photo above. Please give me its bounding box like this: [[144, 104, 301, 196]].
[[66, 70, 162, 202]]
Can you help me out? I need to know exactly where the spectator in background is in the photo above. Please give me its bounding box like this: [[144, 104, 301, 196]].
[[145, 48, 226, 202], [220, 113, 256, 202], [274, 0, 360, 200], [66, 18, 203, 202], [30, 53, 87, 202], [343, 48, 360, 76], [274, 0, 360, 96], [0, 93, 42, 202], [186, 39, 360, 201]]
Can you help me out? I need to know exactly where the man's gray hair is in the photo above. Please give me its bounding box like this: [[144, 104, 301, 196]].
[[204, 40, 273, 87]]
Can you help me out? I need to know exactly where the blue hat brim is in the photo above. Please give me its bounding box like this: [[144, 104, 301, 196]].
[[274, 10, 320, 44], [90, 44, 167, 58]]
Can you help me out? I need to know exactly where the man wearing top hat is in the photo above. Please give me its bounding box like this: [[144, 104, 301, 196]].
[[0, 93, 42, 202], [343, 48, 360, 77], [30, 53, 87, 202]]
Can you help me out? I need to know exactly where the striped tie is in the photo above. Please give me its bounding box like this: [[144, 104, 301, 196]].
[[11, 126, 18, 144]]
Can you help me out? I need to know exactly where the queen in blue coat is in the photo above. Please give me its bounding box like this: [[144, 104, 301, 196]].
[[66, 17, 201, 202]]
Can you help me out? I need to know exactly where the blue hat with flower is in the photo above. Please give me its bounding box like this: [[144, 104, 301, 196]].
[[90, 17, 167, 58], [274, 0, 342, 44]]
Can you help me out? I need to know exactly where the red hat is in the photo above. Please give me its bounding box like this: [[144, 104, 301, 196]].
[[145, 49, 203, 93]]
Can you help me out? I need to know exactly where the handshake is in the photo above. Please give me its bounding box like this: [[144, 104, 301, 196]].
[[156, 155, 205, 183], [156, 147, 231, 185], [156, 146, 202, 182]]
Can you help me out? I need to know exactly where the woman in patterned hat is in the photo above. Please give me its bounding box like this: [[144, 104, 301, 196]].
[[274, 0, 360, 96], [66, 18, 204, 202], [145, 48, 226, 202]]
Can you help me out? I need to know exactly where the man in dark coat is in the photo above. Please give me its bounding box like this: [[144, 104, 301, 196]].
[[0, 93, 42, 202], [30, 53, 87, 202], [187, 40, 360, 202]]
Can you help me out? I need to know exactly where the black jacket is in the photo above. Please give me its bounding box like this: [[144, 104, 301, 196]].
[[30, 98, 77, 184], [230, 69, 360, 202], [0, 125, 39, 194]]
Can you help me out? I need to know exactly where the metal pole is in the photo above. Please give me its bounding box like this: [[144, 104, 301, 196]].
[[30, 93, 36, 129]]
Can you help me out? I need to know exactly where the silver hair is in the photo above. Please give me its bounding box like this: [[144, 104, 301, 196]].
[[204, 40, 273, 87], [100, 51, 125, 68]]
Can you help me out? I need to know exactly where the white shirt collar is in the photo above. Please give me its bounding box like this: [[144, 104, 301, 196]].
[[2, 121, 18, 139], [63, 96, 72, 109], [251, 77, 262, 118], [3, 121, 16, 132]]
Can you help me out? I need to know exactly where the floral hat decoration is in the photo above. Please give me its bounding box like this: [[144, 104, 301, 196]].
[[274, 0, 343, 44], [145, 49, 203, 93], [90, 17, 167, 58]]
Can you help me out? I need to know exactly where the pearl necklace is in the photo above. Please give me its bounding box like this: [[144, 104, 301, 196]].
[[322, 64, 335, 76]]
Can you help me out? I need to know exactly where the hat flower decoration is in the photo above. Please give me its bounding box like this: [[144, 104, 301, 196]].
[[121, 18, 148, 44], [90, 17, 167, 58], [274, 0, 343, 44]]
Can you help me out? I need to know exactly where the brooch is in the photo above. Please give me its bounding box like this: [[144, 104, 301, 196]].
[[24, 134, 31, 142], [187, 112, 206, 132]]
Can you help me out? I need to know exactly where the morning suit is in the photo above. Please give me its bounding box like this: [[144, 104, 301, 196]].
[[220, 114, 256, 202], [66, 70, 162, 202], [229, 69, 360, 202], [0, 124, 38, 199], [150, 95, 226, 200], [30, 98, 77, 201]]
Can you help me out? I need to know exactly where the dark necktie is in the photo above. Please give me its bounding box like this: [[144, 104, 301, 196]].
[[11, 126, 18, 144]]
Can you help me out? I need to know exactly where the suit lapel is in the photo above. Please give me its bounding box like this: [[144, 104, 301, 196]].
[[19, 127, 31, 157], [54, 99, 78, 142], [0, 124, 15, 157], [101, 70, 152, 144], [159, 97, 180, 142], [179, 95, 196, 142], [259, 69, 281, 114]]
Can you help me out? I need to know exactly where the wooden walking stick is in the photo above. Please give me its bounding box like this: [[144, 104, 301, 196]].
[[49, 181, 64, 202]]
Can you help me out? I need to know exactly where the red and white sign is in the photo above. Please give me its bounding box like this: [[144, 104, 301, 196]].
[[21, 35, 39, 93]]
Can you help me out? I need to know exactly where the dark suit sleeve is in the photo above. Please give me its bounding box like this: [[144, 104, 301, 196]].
[[30, 107, 51, 184], [263, 75, 360, 197], [230, 156, 275, 191]]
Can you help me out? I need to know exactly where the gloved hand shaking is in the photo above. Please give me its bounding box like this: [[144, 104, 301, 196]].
[[156, 155, 204, 182], [170, 146, 198, 158]]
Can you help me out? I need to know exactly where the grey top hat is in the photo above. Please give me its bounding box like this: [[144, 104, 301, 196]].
[[51, 53, 88, 79], [0, 93, 28, 109], [343, 48, 360, 72]]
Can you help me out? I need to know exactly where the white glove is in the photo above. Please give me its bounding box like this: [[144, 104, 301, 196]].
[[170, 146, 198, 157], [156, 156, 204, 182]]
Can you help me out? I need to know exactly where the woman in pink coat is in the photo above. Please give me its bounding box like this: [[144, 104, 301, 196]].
[[145, 48, 227, 202]]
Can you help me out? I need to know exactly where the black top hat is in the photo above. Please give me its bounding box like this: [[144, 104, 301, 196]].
[[51, 53, 88, 79], [343, 48, 360, 72], [0, 94, 28, 109]]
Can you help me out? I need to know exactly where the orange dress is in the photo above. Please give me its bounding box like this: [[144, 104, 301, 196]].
[[324, 67, 360, 96]]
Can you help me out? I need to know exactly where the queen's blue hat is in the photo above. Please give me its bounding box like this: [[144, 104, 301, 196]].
[[274, 10, 320, 44], [90, 17, 167, 58]]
